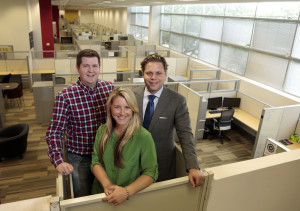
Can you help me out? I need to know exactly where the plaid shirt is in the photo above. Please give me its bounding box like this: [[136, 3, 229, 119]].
[[46, 79, 114, 167]]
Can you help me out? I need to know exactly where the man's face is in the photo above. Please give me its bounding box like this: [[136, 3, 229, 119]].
[[143, 62, 167, 94], [76, 57, 100, 89]]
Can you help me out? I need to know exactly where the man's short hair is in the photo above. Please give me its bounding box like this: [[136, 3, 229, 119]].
[[140, 54, 168, 73], [76, 49, 100, 67]]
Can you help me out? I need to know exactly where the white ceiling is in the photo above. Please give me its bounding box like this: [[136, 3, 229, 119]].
[[52, 0, 292, 10]]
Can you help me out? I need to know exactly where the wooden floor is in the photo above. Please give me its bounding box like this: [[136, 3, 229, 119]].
[[0, 89, 254, 204]]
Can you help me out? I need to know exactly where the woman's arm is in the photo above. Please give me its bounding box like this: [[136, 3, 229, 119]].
[[93, 164, 113, 196], [102, 174, 154, 206]]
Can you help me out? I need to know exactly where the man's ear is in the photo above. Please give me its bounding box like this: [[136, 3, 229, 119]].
[[76, 65, 79, 73]]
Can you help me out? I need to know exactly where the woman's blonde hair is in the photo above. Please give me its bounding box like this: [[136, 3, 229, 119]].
[[99, 87, 140, 168]]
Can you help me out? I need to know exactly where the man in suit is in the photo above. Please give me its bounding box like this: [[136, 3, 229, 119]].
[[133, 54, 204, 187]]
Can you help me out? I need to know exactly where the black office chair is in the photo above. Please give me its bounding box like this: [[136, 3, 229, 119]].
[[211, 109, 234, 144]]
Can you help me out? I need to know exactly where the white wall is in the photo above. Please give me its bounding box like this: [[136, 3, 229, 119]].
[[94, 8, 127, 34], [79, 10, 94, 24], [29, 0, 42, 51], [0, 0, 30, 51]]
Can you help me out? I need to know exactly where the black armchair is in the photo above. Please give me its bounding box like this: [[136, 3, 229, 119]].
[[211, 109, 234, 144], [0, 123, 29, 161]]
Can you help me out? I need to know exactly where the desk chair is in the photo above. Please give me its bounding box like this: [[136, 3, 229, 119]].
[[6, 83, 23, 108], [211, 109, 234, 144]]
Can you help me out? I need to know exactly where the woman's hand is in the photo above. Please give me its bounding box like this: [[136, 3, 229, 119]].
[[102, 185, 128, 206]]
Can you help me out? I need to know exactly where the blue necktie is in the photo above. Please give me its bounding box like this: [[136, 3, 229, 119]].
[[143, 95, 156, 130]]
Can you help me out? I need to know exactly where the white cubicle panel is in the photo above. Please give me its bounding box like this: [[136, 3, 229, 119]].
[[117, 57, 128, 68], [55, 59, 71, 74], [237, 92, 267, 119], [239, 79, 300, 107], [70, 59, 77, 74], [178, 83, 205, 140], [32, 59, 55, 70], [5, 59, 28, 71], [0, 60, 6, 71], [102, 58, 117, 82], [165, 57, 176, 76], [60, 176, 207, 211], [253, 105, 300, 158], [0, 195, 51, 211], [128, 50, 135, 71], [205, 149, 300, 211]]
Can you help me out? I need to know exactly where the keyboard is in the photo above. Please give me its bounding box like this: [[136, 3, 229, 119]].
[[209, 110, 222, 114]]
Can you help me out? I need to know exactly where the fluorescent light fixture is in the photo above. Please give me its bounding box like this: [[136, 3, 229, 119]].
[[152, 2, 164, 4]]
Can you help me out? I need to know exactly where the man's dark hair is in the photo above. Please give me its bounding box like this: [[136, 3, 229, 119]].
[[76, 49, 100, 67], [140, 53, 168, 73]]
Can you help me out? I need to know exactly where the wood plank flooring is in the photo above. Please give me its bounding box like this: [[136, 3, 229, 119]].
[[0, 88, 254, 204]]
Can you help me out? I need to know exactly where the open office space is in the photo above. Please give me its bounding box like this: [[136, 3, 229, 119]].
[[1, 0, 300, 210]]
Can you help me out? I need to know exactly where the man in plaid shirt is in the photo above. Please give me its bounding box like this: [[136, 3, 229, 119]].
[[46, 49, 114, 197]]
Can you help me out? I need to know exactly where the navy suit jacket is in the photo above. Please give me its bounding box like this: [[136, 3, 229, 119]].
[[133, 86, 199, 181]]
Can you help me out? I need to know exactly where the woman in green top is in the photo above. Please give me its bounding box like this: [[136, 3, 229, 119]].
[[91, 87, 158, 206]]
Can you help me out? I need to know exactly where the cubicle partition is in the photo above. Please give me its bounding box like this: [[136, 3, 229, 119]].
[[57, 145, 212, 211], [3, 147, 300, 211], [205, 149, 300, 211], [253, 105, 300, 158], [178, 83, 207, 141], [189, 69, 220, 81]]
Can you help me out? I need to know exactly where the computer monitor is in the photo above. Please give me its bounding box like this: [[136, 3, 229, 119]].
[[207, 97, 222, 110], [222, 97, 241, 108], [109, 36, 114, 40]]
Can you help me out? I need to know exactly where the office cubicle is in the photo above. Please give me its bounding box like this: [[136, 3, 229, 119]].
[[253, 105, 300, 158]]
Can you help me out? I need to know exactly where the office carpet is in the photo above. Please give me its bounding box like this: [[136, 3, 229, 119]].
[[0, 89, 254, 204]]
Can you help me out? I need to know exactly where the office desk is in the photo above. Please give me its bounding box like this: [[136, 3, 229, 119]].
[[285, 141, 300, 150], [32, 70, 55, 74], [0, 83, 19, 91], [206, 108, 260, 132], [0, 71, 28, 75]]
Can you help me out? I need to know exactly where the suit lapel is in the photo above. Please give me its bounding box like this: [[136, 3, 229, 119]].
[[148, 87, 169, 131], [135, 87, 145, 123]]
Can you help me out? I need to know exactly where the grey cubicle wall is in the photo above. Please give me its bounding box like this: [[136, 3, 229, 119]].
[[253, 105, 300, 158]]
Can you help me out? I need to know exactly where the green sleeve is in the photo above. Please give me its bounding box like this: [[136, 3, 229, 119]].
[[140, 129, 159, 182], [91, 125, 106, 172]]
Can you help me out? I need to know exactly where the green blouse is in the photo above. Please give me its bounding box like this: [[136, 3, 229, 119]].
[[91, 125, 158, 194]]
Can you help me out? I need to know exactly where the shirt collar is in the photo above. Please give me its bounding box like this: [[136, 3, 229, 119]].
[[77, 78, 100, 92], [144, 86, 164, 98]]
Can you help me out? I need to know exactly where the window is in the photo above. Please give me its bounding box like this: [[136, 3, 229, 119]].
[[222, 18, 253, 46], [183, 36, 199, 57], [160, 2, 300, 97], [200, 17, 223, 41], [220, 45, 248, 75], [284, 61, 300, 96], [185, 16, 201, 37], [130, 6, 150, 41]]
